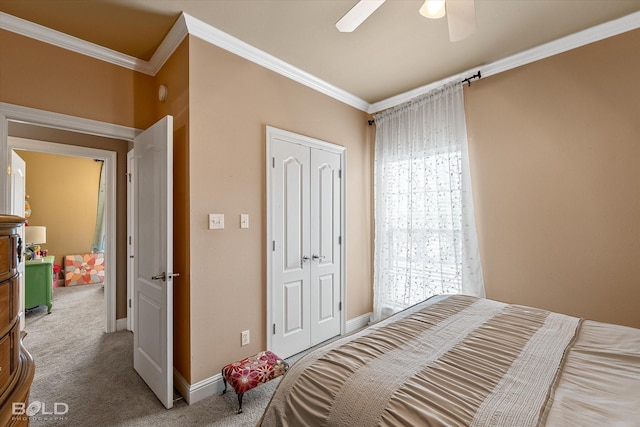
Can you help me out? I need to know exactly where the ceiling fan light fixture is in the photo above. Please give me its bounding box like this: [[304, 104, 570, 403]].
[[419, 0, 446, 19]]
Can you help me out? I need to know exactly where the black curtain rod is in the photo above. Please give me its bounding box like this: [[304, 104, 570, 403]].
[[461, 70, 481, 87], [368, 71, 482, 125]]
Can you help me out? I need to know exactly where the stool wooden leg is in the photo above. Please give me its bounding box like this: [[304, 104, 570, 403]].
[[237, 393, 244, 414], [221, 372, 228, 395]]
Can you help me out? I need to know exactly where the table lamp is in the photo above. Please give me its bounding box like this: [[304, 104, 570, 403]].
[[24, 226, 46, 259]]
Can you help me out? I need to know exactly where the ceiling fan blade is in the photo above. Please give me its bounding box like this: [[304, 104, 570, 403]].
[[446, 0, 476, 42], [336, 0, 386, 32]]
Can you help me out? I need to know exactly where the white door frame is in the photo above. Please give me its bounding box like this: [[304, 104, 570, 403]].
[[127, 149, 135, 332], [10, 150, 26, 331], [0, 102, 138, 333], [265, 126, 347, 352]]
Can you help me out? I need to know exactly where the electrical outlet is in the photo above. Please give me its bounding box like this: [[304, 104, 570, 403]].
[[241, 330, 250, 346]]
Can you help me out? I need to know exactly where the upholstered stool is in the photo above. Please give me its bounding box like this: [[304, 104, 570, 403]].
[[221, 350, 289, 414]]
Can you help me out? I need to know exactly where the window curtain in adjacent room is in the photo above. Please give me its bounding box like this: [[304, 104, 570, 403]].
[[91, 160, 106, 253], [373, 82, 484, 321]]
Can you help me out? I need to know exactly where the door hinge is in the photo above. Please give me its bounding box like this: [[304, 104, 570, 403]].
[[272, 241, 276, 251], [339, 301, 342, 311], [272, 157, 275, 168], [128, 236, 132, 245], [338, 169, 342, 179], [273, 323, 276, 335], [338, 236, 342, 245], [127, 172, 132, 183], [128, 299, 132, 308]]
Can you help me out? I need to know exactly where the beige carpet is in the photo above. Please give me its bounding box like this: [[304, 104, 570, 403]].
[[23, 284, 285, 426]]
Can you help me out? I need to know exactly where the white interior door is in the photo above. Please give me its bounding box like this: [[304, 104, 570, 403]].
[[270, 134, 342, 359], [133, 116, 174, 409], [127, 149, 135, 333], [10, 150, 26, 330], [310, 149, 341, 346], [272, 140, 311, 358]]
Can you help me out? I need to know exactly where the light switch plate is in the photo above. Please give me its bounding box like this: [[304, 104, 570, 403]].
[[240, 214, 249, 229], [208, 213, 224, 230]]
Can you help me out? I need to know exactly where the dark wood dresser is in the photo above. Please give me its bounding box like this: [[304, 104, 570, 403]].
[[0, 215, 35, 426]]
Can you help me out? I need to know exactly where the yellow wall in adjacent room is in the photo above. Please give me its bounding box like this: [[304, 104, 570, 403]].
[[17, 151, 102, 264]]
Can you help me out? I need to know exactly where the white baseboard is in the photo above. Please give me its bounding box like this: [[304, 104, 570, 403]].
[[174, 368, 225, 405], [174, 312, 371, 405], [346, 311, 371, 333], [115, 317, 128, 331]]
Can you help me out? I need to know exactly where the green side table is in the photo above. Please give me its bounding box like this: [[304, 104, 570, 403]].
[[25, 255, 54, 313]]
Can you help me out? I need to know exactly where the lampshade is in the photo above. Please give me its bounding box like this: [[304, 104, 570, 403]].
[[25, 226, 46, 245], [419, 0, 446, 19]]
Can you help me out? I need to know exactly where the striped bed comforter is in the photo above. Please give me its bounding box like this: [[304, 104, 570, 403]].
[[259, 295, 640, 426]]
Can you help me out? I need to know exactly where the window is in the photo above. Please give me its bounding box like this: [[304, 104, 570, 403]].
[[373, 83, 484, 321]]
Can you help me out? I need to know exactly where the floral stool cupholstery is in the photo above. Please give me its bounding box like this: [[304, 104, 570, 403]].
[[221, 351, 289, 414]]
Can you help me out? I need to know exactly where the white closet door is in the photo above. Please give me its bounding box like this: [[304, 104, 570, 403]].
[[272, 139, 311, 358], [269, 129, 344, 359], [310, 149, 341, 346]]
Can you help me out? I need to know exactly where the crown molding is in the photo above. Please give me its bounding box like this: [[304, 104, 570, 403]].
[[0, 11, 149, 73], [479, 11, 640, 80], [2, 9, 638, 114], [145, 13, 190, 76], [369, 11, 640, 114], [182, 13, 370, 112], [0, 11, 369, 110]]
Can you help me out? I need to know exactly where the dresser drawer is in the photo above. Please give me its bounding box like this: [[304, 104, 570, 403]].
[[0, 332, 11, 388], [0, 235, 20, 283], [0, 277, 18, 333], [0, 324, 19, 396], [0, 236, 12, 282]]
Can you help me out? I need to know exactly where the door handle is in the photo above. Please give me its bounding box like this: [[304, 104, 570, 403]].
[[151, 272, 166, 281], [151, 272, 180, 281], [300, 255, 310, 268], [312, 254, 325, 261], [17, 237, 23, 263]]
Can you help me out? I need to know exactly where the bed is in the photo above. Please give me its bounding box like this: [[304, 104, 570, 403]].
[[259, 294, 640, 426]]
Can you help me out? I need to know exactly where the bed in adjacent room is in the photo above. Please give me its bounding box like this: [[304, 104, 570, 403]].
[[259, 294, 640, 426]]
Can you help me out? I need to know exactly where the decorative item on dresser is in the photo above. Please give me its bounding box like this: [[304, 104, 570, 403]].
[[0, 215, 35, 426]]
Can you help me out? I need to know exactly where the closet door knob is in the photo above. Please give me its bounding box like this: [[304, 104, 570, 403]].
[[300, 256, 311, 268]]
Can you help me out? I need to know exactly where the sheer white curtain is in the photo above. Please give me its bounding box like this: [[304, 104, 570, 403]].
[[373, 82, 484, 321]]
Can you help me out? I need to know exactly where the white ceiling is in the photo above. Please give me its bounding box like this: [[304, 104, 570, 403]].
[[1, 0, 639, 105]]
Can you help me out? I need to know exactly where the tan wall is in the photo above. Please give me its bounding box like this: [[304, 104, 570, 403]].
[[0, 29, 156, 129], [188, 36, 373, 382], [155, 38, 191, 381], [0, 31, 157, 319], [465, 29, 640, 328], [17, 151, 101, 263]]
